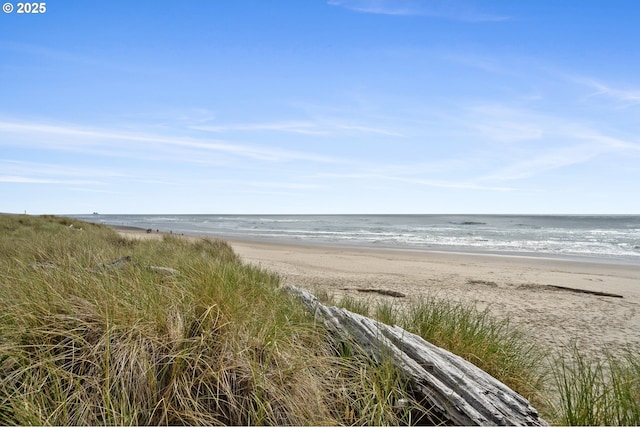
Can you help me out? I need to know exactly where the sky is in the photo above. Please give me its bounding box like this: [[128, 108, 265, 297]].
[[1, 0, 639, 214]]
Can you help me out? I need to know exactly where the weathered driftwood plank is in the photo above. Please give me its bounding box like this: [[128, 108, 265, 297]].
[[286, 285, 547, 426]]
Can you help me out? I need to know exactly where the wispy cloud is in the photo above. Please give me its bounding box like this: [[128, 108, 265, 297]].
[[191, 121, 323, 135], [0, 176, 103, 185], [441, 52, 507, 74], [575, 77, 640, 107], [479, 144, 602, 182], [68, 187, 126, 194], [148, 177, 328, 192], [328, 0, 510, 22], [318, 172, 513, 191], [191, 119, 404, 137], [0, 160, 129, 179], [463, 104, 639, 147], [464, 105, 551, 142], [0, 160, 162, 189], [328, 0, 423, 16], [429, 102, 640, 183], [246, 181, 327, 190], [0, 119, 341, 163], [176, 108, 217, 125], [477, 127, 640, 182], [333, 123, 403, 136]]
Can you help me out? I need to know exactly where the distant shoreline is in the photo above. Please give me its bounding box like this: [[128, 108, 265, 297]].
[[108, 223, 639, 267]]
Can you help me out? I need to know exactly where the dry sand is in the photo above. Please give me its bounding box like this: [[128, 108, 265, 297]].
[[117, 229, 640, 356], [230, 240, 640, 356]]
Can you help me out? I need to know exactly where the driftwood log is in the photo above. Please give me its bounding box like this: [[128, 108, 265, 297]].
[[548, 284, 623, 298], [341, 287, 407, 298], [286, 285, 547, 426]]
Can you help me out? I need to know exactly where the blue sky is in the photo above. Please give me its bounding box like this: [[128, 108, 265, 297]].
[[1, 0, 639, 214]]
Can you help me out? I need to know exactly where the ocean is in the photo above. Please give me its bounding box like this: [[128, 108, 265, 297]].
[[72, 214, 640, 265]]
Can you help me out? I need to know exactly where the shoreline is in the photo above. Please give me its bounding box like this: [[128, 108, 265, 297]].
[[108, 224, 639, 267], [114, 226, 640, 356]]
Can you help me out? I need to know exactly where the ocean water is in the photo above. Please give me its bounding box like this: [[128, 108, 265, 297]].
[[73, 214, 640, 264]]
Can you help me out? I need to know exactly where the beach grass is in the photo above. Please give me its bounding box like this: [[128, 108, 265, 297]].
[[0, 214, 416, 425], [551, 343, 640, 426], [2, 214, 638, 425]]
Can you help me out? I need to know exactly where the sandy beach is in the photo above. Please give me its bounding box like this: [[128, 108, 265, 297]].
[[117, 228, 640, 356]]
